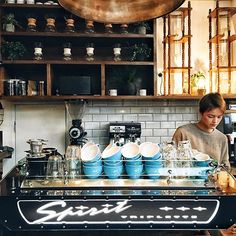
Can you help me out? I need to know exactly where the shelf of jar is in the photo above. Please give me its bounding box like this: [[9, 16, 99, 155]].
[[163, 35, 192, 44], [208, 7, 236, 18], [2, 60, 154, 65], [2, 31, 154, 38], [2, 95, 235, 102]]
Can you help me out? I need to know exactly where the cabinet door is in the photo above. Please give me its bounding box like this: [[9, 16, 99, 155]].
[[15, 104, 66, 161]]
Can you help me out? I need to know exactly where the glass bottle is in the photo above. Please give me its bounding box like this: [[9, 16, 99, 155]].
[[38, 81, 45, 96]]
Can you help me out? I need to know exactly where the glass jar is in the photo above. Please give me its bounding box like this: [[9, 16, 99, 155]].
[[38, 80, 45, 96], [85, 20, 95, 33], [120, 24, 128, 34], [65, 16, 75, 33], [65, 145, 81, 179], [27, 16, 37, 32], [63, 42, 72, 60], [86, 42, 94, 61], [104, 23, 113, 33], [113, 43, 121, 61], [34, 42, 43, 60], [19, 80, 27, 96], [45, 15, 56, 32]]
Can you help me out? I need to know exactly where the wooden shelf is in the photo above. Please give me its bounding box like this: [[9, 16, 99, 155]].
[[163, 35, 192, 44], [2, 60, 154, 65], [2, 94, 236, 102], [210, 66, 236, 72], [2, 31, 154, 38], [0, 3, 61, 8], [164, 67, 192, 73], [208, 7, 236, 18]]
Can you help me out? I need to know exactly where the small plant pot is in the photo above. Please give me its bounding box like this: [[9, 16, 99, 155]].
[[138, 26, 147, 35], [5, 23, 15, 32], [16, 0, 25, 4]]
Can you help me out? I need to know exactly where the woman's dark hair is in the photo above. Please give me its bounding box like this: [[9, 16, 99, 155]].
[[199, 92, 226, 114]]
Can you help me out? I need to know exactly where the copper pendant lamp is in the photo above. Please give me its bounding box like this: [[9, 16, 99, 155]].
[[58, 0, 185, 24]]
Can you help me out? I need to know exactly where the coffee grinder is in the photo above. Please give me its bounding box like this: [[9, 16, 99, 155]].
[[65, 99, 87, 146]]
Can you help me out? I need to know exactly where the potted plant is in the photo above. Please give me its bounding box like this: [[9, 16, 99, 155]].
[[110, 66, 141, 95], [2, 13, 21, 32], [131, 43, 151, 61], [134, 21, 151, 34], [1, 41, 26, 60], [190, 71, 206, 95]]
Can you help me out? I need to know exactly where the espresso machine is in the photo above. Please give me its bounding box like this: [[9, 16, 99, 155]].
[[109, 122, 141, 146]]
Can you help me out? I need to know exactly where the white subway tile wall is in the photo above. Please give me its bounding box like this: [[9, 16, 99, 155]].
[[84, 100, 199, 150]]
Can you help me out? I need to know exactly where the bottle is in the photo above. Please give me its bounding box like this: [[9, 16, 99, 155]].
[[38, 81, 45, 96]]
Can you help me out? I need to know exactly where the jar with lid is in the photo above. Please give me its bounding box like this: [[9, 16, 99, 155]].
[[63, 42, 72, 60], [18, 80, 27, 96], [38, 81, 45, 96], [34, 42, 43, 60], [5, 80, 14, 96]]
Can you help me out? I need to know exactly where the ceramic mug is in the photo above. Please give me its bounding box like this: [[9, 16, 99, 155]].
[[109, 89, 117, 96], [139, 89, 147, 96]]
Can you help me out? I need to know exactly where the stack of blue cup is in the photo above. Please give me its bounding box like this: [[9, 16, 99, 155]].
[[81, 144, 103, 179], [122, 142, 143, 179], [140, 142, 162, 179], [102, 144, 123, 179]]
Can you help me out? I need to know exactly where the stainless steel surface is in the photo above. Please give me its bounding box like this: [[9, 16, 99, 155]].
[[21, 178, 215, 189], [58, 0, 185, 24]]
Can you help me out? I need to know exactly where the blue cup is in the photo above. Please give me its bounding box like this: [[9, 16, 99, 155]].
[[83, 157, 102, 166], [121, 142, 140, 159], [83, 164, 103, 179], [104, 164, 123, 179], [145, 165, 161, 179], [140, 142, 161, 160], [102, 144, 122, 164], [125, 163, 143, 179], [144, 158, 163, 167], [194, 153, 211, 167], [125, 155, 142, 165], [81, 144, 101, 163]]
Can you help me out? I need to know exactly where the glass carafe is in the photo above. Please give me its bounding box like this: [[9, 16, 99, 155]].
[[65, 145, 81, 179], [46, 154, 64, 180]]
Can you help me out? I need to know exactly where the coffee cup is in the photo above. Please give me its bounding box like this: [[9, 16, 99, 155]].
[[109, 89, 117, 96], [139, 89, 147, 96]]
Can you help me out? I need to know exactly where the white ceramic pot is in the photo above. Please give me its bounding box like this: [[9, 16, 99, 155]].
[[6, 0, 15, 3], [5, 23, 15, 32], [17, 0, 25, 4]]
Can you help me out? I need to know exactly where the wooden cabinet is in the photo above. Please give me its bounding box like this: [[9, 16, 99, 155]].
[[0, 1, 157, 101], [208, 0, 236, 95], [162, 1, 192, 96]]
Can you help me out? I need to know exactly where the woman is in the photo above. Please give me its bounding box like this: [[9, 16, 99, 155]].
[[172, 92, 230, 169]]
